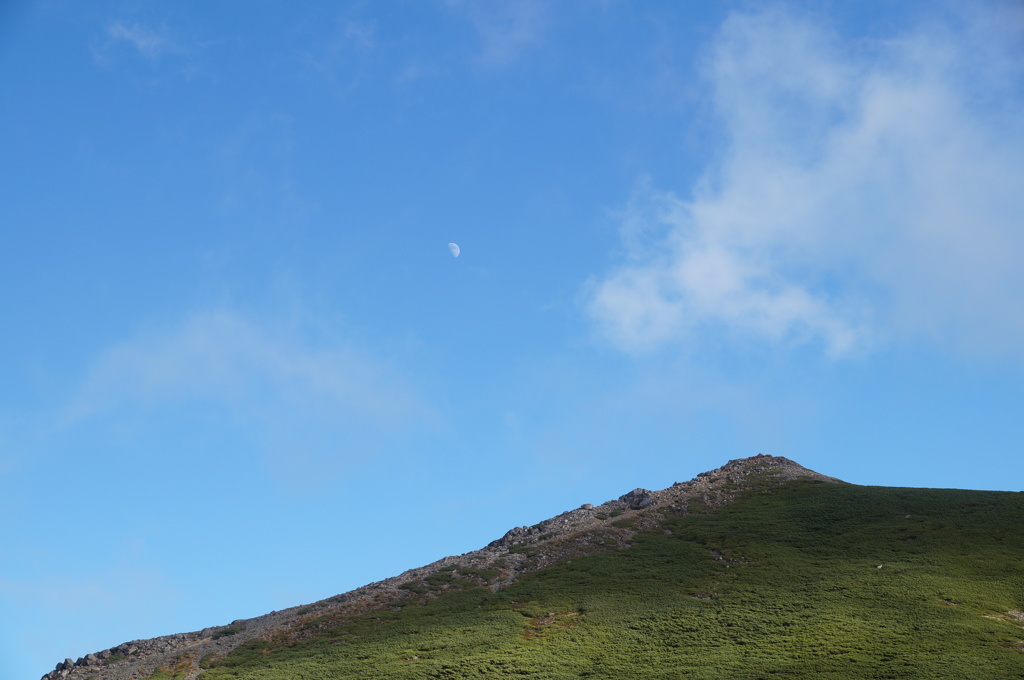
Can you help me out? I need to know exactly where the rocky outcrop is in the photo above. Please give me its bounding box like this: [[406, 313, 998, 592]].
[[619, 488, 655, 509], [489, 524, 545, 548], [38, 623, 267, 680], [41, 454, 842, 680]]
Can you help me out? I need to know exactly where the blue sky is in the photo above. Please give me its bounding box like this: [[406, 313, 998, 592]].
[[2, 1, 1023, 677]]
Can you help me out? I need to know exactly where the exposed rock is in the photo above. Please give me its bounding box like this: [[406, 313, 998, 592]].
[[619, 488, 655, 509], [42, 454, 843, 680], [490, 525, 534, 547]]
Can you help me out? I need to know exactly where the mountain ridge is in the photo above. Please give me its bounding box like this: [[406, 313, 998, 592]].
[[41, 454, 841, 680]]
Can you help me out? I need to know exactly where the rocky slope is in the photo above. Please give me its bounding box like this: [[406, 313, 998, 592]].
[[41, 454, 841, 680]]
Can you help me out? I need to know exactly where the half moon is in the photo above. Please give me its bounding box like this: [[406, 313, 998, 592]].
[[448, 242, 460, 258]]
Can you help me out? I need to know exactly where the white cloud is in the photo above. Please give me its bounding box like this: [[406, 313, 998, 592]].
[[342, 20, 376, 50], [589, 4, 1024, 358], [295, 16, 380, 96], [69, 310, 431, 422], [63, 311, 437, 488], [106, 21, 171, 60], [447, 0, 549, 66]]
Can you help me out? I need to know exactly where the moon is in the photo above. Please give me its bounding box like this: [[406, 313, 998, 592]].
[[448, 242, 460, 258]]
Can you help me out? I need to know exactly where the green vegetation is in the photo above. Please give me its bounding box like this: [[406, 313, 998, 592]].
[[197, 481, 1024, 678], [400, 571, 481, 596], [424, 571, 455, 587], [399, 580, 430, 594], [212, 625, 245, 640], [507, 543, 539, 555], [457, 566, 500, 583], [610, 517, 635, 529]]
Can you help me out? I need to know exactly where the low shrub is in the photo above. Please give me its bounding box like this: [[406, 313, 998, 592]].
[[399, 581, 429, 594], [212, 625, 244, 640]]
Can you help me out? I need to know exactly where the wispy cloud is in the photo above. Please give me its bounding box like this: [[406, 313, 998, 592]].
[[106, 20, 171, 60], [296, 17, 379, 95], [68, 312, 420, 421], [589, 4, 1024, 359], [447, 0, 549, 66], [341, 20, 376, 51], [63, 311, 438, 490]]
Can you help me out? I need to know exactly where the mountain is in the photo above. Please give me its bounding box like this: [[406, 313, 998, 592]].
[[41, 455, 1024, 680]]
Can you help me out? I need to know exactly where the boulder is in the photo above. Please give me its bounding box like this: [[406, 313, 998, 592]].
[[619, 488, 654, 509], [488, 524, 544, 548]]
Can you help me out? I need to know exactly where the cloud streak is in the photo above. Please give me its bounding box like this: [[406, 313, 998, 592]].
[[63, 311, 437, 489], [70, 310, 432, 421], [106, 21, 171, 60], [447, 0, 549, 66], [589, 4, 1024, 359]]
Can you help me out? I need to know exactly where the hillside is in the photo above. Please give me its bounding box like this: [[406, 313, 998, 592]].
[[41, 455, 1024, 679]]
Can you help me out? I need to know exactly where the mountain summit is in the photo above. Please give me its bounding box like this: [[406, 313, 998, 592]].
[[41, 455, 1024, 680]]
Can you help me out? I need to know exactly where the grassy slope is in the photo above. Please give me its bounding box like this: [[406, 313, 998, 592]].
[[195, 481, 1024, 679]]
